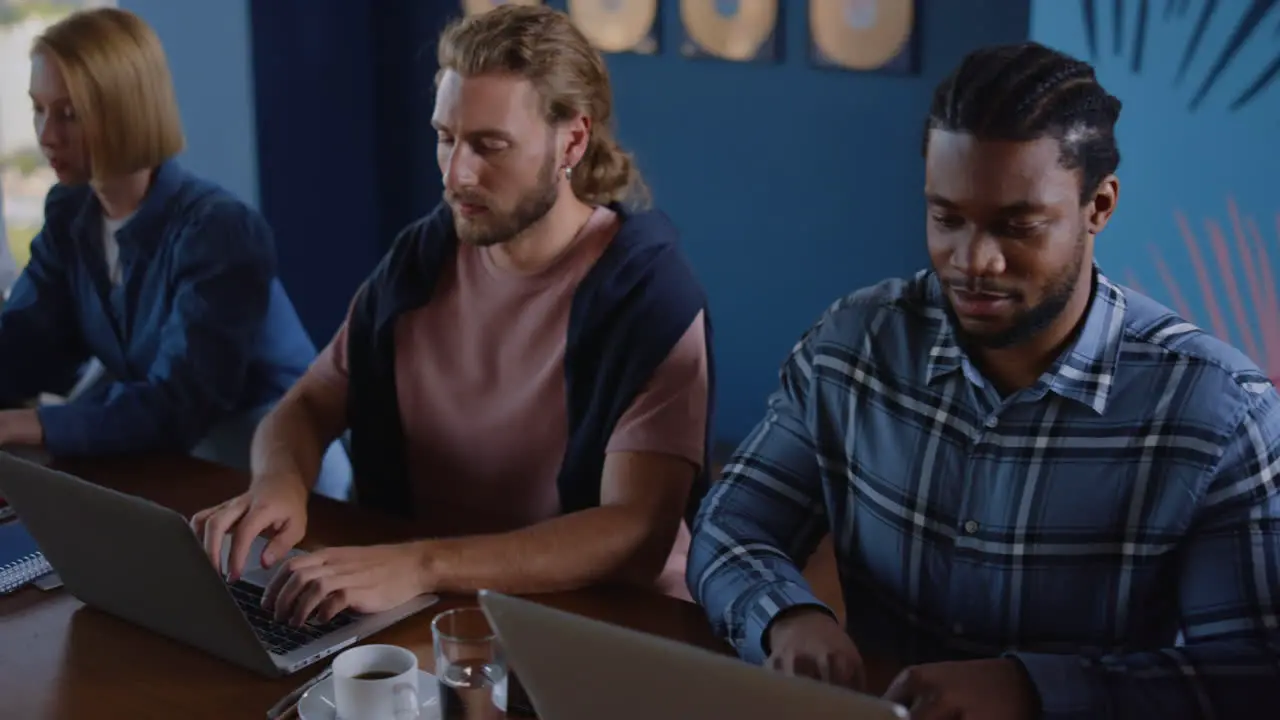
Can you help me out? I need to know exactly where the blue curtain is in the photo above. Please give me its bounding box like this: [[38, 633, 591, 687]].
[[249, 0, 454, 343]]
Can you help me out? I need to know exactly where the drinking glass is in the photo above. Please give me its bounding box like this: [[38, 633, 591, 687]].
[[433, 607, 507, 720]]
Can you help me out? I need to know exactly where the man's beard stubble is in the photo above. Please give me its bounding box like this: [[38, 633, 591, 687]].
[[944, 231, 1089, 350], [451, 149, 560, 248]]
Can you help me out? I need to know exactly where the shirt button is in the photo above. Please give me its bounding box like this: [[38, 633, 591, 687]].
[[952, 622, 965, 635], [963, 520, 979, 534], [984, 415, 999, 429]]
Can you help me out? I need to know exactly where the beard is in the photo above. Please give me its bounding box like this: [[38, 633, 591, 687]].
[[943, 231, 1089, 350], [449, 149, 559, 248]]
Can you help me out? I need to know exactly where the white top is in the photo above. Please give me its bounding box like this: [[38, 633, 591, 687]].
[[102, 212, 134, 286]]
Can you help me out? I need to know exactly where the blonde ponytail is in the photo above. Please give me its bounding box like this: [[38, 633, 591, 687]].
[[573, 127, 650, 208]]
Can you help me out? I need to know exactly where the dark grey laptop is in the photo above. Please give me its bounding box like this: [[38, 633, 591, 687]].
[[479, 590, 907, 720], [0, 451, 436, 677]]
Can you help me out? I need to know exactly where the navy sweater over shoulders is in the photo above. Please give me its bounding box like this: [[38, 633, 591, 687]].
[[345, 201, 715, 525], [0, 160, 315, 456]]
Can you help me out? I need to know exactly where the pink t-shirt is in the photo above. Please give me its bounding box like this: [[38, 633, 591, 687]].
[[315, 207, 708, 599]]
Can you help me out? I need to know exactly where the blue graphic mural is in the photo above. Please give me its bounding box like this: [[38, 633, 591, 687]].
[[1034, 0, 1280, 379]]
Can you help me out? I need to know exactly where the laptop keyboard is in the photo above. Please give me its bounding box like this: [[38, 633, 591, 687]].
[[228, 579, 356, 655]]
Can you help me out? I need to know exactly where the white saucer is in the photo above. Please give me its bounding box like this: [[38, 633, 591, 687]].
[[299, 669, 440, 720]]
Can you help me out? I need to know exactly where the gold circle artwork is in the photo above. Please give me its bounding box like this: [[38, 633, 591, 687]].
[[567, 0, 659, 53], [680, 0, 778, 62], [809, 0, 914, 70], [463, 0, 542, 17]]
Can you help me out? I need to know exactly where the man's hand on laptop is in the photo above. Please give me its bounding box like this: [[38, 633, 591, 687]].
[[260, 542, 430, 626], [765, 606, 866, 690], [882, 658, 1039, 720], [189, 474, 310, 582]]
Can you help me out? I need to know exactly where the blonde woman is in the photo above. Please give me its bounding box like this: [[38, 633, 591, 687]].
[[0, 8, 350, 498]]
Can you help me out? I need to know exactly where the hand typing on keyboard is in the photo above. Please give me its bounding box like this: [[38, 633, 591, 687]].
[[227, 579, 357, 654], [261, 543, 433, 627], [190, 475, 310, 582]]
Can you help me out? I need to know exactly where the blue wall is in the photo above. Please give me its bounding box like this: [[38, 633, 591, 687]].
[[119, 0, 258, 207], [252, 0, 1031, 444], [1032, 0, 1280, 381], [99, 0, 1280, 445], [130, 0, 1034, 446], [601, 0, 1029, 443]]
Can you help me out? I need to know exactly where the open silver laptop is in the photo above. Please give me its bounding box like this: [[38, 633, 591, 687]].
[[0, 451, 437, 677], [479, 590, 907, 720]]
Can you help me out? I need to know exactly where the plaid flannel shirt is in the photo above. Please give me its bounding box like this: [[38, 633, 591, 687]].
[[688, 268, 1280, 720]]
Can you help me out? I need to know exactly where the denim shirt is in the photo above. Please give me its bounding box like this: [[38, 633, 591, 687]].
[[0, 160, 316, 457]]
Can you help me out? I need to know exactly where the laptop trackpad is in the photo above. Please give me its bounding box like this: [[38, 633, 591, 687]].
[[219, 534, 307, 588]]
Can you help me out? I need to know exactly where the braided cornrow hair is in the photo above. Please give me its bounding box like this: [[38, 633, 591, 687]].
[[925, 42, 1123, 204]]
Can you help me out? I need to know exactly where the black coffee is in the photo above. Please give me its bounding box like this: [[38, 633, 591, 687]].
[[352, 670, 398, 680]]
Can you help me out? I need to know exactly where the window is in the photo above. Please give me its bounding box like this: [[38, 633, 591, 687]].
[[0, 0, 114, 290]]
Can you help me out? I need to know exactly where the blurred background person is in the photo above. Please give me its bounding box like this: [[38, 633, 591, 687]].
[[0, 7, 350, 499]]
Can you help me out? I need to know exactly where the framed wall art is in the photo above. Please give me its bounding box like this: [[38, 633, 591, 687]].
[[679, 0, 781, 64], [462, 0, 543, 17], [567, 0, 661, 55], [809, 0, 919, 74]]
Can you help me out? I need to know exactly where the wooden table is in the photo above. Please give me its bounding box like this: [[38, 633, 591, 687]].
[[0, 454, 744, 719]]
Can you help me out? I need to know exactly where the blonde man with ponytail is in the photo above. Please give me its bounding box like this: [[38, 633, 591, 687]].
[[436, 1, 649, 213], [194, 5, 715, 623]]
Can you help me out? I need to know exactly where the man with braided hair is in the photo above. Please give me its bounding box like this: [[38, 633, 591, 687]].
[[689, 42, 1280, 719]]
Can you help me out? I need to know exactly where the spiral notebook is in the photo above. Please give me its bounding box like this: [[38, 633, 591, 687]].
[[0, 519, 53, 594]]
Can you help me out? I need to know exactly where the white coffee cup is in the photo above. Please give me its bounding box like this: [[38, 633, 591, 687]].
[[332, 644, 421, 720]]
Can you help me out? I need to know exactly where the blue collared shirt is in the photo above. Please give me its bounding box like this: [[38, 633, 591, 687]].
[[688, 268, 1280, 720], [0, 160, 317, 457]]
